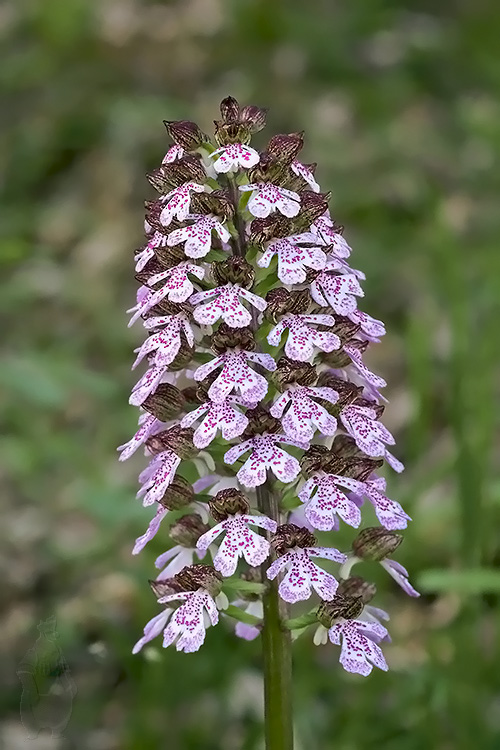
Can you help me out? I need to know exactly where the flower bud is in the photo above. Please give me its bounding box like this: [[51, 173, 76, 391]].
[[189, 190, 235, 221], [239, 104, 267, 133], [352, 528, 403, 562], [144, 244, 186, 273], [247, 152, 289, 186], [211, 256, 255, 288], [135, 259, 168, 289], [266, 132, 304, 163], [146, 426, 197, 459], [354, 397, 385, 421], [329, 434, 361, 459], [170, 514, 209, 547], [328, 316, 362, 345], [151, 156, 208, 193], [243, 405, 281, 438], [158, 475, 194, 510], [316, 373, 363, 407], [300, 445, 345, 478], [317, 594, 364, 627], [175, 564, 223, 597], [294, 192, 331, 230], [210, 324, 256, 354], [273, 357, 317, 389], [271, 524, 316, 556], [149, 577, 186, 600], [209, 488, 250, 521], [265, 288, 311, 321], [214, 97, 267, 145], [219, 96, 241, 123], [181, 385, 204, 404], [142, 383, 185, 421], [342, 457, 384, 483], [163, 120, 210, 151], [166, 335, 195, 371], [337, 576, 377, 604], [249, 215, 294, 244]]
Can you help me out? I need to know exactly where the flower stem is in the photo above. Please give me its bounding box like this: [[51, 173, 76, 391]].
[[230, 181, 294, 749], [257, 483, 294, 750]]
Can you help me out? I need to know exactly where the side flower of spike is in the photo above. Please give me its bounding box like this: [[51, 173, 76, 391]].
[[121, 96, 416, 678]]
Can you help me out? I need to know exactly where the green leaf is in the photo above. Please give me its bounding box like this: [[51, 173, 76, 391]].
[[223, 578, 267, 595], [283, 611, 318, 630], [224, 605, 261, 625], [418, 568, 500, 594]]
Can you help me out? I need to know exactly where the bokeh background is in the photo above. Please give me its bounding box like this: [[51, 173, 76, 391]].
[[1, 0, 500, 748]]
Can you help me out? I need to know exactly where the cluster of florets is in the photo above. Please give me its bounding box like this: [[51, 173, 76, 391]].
[[120, 97, 418, 676]]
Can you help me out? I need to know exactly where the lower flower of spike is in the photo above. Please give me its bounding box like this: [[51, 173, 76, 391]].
[[267, 529, 346, 603], [310, 270, 364, 316], [224, 434, 308, 488], [311, 213, 352, 258], [181, 396, 251, 448], [258, 237, 326, 285], [194, 349, 276, 404], [340, 405, 404, 472], [270, 385, 339, 442], [267, 314, 340, 361], [299, 472, 410, 531], [117, 413, 162, 461], [325, 619, 389, 676], [157, 590, 219, 653], [239, 183, 301, 218], [131, 313, 194, 371], [234, 599, 263, 641], [197, 513, 277, 577], [166, 214, 230, 258], [209, 143, 260, 173], [137, 450, 182, 506], [190, 283, 267, 328], [347, 474, 411, 530], [159, 182, 206, 226]]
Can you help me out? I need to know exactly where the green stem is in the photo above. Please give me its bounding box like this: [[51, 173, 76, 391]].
[[228, 180, 293, 749], [257, 483, 294, 750]]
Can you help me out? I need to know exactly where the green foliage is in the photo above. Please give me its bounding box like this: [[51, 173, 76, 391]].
[[1, 0, 499, 748]]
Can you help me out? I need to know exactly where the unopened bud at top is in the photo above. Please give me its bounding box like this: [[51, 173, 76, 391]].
[[272, 523, 316, 557], [209, 488, 250, 521], [215, 96, 267, 145], [352, 528, 403, 562]]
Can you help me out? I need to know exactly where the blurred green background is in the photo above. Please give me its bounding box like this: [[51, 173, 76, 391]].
[[1, 0, 499, 748]]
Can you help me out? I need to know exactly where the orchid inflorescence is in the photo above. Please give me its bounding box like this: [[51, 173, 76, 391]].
[[120, 97, 418, 677]]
